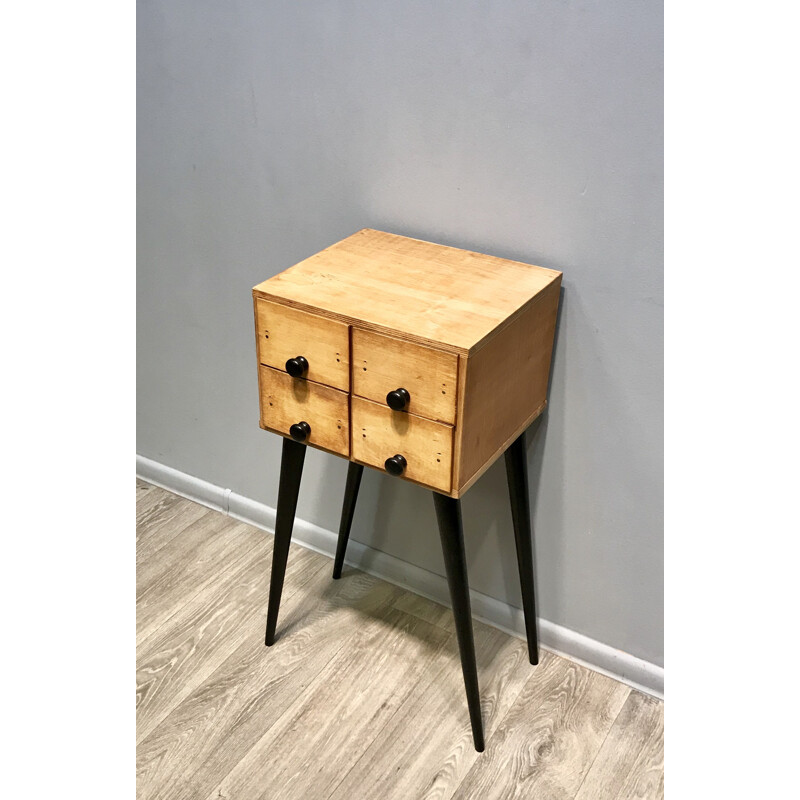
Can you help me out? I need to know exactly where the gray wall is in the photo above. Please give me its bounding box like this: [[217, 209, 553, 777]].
[[137, 0, 663, 667]]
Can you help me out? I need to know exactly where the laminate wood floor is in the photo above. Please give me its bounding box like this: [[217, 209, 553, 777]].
[[136, 480, 664, 800]]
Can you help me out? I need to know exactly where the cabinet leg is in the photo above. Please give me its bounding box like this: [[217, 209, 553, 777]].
[[432, 493, 485, 752], [504, 430, 540, 665], [264, 437, 306, 646], [332, 462, 363, 579]]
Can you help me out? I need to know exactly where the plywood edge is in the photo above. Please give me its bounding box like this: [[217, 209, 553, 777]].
[[253, 295, 265, 425], [252, 289, 469, 356], [254, 294, 351, 335], [452, 401, 547, 497], [465, 271, 563, 358], [451, 353, 469, 493]]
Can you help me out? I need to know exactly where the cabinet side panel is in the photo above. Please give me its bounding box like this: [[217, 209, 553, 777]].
[[455, 277, 562, 494]]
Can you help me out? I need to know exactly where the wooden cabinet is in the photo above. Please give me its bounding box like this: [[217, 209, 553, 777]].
[[253, 228, 561, 497], [251, 228, 562, 752]]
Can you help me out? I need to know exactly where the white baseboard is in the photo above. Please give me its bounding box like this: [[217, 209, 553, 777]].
[[136, 454, 664, 699]]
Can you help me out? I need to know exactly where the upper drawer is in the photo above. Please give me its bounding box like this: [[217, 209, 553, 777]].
[[259, 365, 349, 456], [352, 328, 458, 424], [255, 298, 350, 391]]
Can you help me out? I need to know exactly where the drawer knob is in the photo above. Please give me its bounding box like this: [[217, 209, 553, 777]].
[[386, 387, 411, 411], [285, 356, 309, 378], [289, 421, 311, 442], [384, 454, 407, 476]]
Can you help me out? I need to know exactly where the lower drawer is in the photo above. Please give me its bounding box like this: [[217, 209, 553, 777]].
[[259, 365, 349, 456], [351, 396, 453, 493]]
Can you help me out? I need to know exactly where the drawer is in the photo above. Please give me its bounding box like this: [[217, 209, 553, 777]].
[[259, 365, 349, 456], [352, 328, 458, 424], [351, 396, 453, 493], [255, 298, 350, 391]]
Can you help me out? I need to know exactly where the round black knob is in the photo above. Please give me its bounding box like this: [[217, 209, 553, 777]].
[[285, 356, 309, 378], [386, 387, 411, 411], [289, 421, 311, 442], [384, 454, 407, 476]]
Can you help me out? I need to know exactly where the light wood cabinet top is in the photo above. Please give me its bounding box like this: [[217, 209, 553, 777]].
[[252, 228, 561, 356]]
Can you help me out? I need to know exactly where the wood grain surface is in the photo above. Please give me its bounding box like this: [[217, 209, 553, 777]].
[[452, 655, 631, 800], [253, 228, 561, 355], [256, 298, 350, 391], [392, 591, 454, 630], [136, 483, 663, 800], [136, 518, 262, 646], [136, 493, 208, 561], [252, 229, 562, 497], [454, 274, 561, 494], [573, 690, 664, 800], [351, 395, 453, 492], [136, 508, 234, 598], [259, 364, 350, 456], [328, 621, 531, 800], [209, 608, 452, 800], [352, 327, 459, 424]]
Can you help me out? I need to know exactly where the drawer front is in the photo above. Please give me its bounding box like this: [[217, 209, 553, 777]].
[[351, 396, 452, 492], [352, 328, 458, 424], [259, 365, 349, 456], [256, 298, 350, 391]]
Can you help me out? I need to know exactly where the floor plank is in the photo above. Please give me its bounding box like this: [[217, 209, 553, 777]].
[[136, 490, 209, 562], [135, 486, 178, 537], [574, 690, 664, 800], [136, 535, 325, 739], [137, 539, 326, 744], [136, 520, 263, 646], [137, 568, 400, 800], [207, 606, 451, 800], [392, 590, 454, 630], [137, 507, 234, 598], [328, 618, 531, 800], [452, 654, 631, 800]]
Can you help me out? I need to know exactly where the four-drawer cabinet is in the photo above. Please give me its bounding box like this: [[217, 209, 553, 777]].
[[252, 228, 562, 752], [253, 228, 562, 497]]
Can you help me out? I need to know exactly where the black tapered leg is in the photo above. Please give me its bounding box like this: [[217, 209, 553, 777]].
[[264, 437, 306, 646], [332, 462, 363, 579], [432, 493, 485, 752], [504, 430, 539, 665]]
